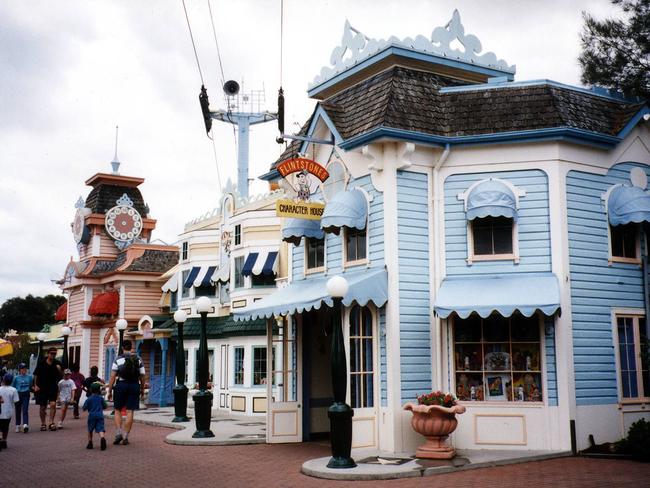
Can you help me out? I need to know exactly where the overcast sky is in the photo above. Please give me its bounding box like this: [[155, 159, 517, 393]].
[[0, 0, 621, 305]]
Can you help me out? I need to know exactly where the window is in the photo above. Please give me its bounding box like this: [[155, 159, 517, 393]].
[[181, 242, 188, 261], [610, 224, 638, 261], [453, 314, 543, 402], [181, 269, 191, 298], [233, 256, 245, 289], [349, 305, 374, 408], [170, 291, 178, 311], [345, 228, 367, 263], [472, 217, 513, 256], [306, 237, 325, 271], [252, 347, 267, 386], [616, 316, 649, 400], [233, 347, 244, 385], [252, 274, 275, 287], [195, 284, 216, 297], [234, 224, 241, 246]]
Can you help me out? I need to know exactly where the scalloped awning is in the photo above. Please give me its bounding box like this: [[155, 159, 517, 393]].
[[282, 218, 324, 245], [88, 291, 119, 316], [434, 273, 560, 319], [233, 267, 388, 322], [54, 302, 67, 322], [321, 189, 367, 235], [607, 185, 650, 226], [466, 179, 517, 221]]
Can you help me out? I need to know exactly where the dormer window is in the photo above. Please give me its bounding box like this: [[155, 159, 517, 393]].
[[472, 216, 513, 256], [606, 183, 649, 264], [610, 224, 638, 260]]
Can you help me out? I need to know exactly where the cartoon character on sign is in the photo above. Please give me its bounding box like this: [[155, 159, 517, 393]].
[[221, 230, 232, 255], [296, 169, 311, 202]]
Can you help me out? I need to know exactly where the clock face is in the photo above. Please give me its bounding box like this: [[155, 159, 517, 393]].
[[72, 209, 90, 244], [105, 205, 143, 242]]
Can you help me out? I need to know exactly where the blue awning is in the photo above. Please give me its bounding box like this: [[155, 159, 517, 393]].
[[241, 253, 258, 277], [193, 266, 217, 287], [233, 267, 388, 321], [321, 189, 367, 235], [241, 250, 279, 277], [607, 185, 650, 226], [183, 267, 201, 288], [434, 273, 560, 319], [466, 179, 518, 221], [282, 218, 324, 245]]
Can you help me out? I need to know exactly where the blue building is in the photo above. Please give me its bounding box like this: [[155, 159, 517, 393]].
[[236, 11, 650, 453]]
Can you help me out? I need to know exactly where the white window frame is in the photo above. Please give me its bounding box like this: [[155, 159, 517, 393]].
[[232, 346, 245, 386], [608, 223, 641, 265], [466, 217, 520, 265], [181, 241, 189, 261], [612, 309, 649, 403], [343, 227, 369, 267], [304, 237, 326, 274], [348, 304, 376, 409], [233, 256, 245, 289], [234, 224, 242, 247]]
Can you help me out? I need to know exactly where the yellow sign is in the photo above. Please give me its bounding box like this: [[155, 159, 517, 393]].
[[276, 199, 325, 220]]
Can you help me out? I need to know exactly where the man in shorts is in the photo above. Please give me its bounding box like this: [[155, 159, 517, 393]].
[[33, 347, 63, 431], [107, 340, 145, 445]]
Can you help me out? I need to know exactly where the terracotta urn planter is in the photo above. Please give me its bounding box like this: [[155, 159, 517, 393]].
[[403, 403, 466, 459]]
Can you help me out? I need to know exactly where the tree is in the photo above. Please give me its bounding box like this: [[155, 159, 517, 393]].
[[0, 294, 66, 334], [579, 0, 650, 100]]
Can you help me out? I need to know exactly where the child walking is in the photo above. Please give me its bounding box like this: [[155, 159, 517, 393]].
[[57, 369, 76, 429], [0, 373, 20, 449], [12, 363, 33, 433], [82, 382, 107, 450]]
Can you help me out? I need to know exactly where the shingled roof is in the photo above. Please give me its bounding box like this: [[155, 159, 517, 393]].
[[268, 66, 645, 172], [125, 249, 178, 273], [85, 184, 148, 216]]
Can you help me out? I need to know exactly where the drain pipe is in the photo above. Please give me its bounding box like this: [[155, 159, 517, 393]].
[[432, 143, 451, 389]]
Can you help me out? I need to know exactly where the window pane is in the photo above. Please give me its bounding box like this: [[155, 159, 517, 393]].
[[473, 221, 493, 255], [511, 315, 539, 341], [195, 285, 216, 297], [234, 347, 244, 385], [484, 315, 509, 342], [346, 231, 357, 261], [493, 220, 513, 254], [455, 315, 481, 342], [617, 317, 637, 398], [253, 347, 267, 385], [234, 257, 244, 288], [346, 229, 366, 262], [611, 225, 637, 258], [365, 373, 374, 407], [307, 238, 325, 269], [349, 305, 374, 408], [181, 270, 190, 298]]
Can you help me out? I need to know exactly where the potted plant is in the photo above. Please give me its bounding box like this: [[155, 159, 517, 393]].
[[403, 391, 466, 459]]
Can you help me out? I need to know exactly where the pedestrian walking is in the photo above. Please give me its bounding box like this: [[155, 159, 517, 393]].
[[106, 340, 145, 446], [33, 347, 63, 431], [11, 363, 33, 433], [82, 366, 104, 397], [69, 365, 85, 419], [83, 383, 107, 450], [57, 369, 76, 429], [0, 373, 20, 449]]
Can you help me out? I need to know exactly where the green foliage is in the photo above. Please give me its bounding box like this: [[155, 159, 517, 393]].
[[579, 0, 650, 100], [5, 333, 38, 368], [618, 418, 650, 461], [0, 294, 66, 333]]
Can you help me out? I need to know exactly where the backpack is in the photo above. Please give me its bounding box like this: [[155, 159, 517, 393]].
[[118, 354, 140, 381]]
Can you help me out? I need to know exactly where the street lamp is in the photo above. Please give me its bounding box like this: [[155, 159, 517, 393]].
[[116, 318, 128, 355], [37, 332, 47, 366], [325, 275, 356, 469], [193, 296, 214, 438], [61, 326, 71, 369], [172, 309, 190, 423]]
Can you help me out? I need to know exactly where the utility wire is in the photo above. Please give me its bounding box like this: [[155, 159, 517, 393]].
[[207, 0, 226, 86], [182, 0, 204, 85], [211, 133, 223, 191], [280, 0, 284, 86]]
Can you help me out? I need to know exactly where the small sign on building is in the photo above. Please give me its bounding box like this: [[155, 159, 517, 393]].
[[276, 200, 325, 220]]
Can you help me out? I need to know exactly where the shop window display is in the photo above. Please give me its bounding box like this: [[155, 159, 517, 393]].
[[453, 313, 543, 402]]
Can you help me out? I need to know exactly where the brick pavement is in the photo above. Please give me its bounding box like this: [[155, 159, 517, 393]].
[[1, 406, 649, 487]]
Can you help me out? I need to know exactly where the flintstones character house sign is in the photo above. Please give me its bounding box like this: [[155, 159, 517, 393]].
[[275, 157, 328, 220]]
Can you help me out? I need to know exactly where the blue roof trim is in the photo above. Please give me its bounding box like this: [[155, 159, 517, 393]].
[[617, 106, 650, 140], [321, 188, 368, 234], [440, 78, 639, 103], [282, 218, 324, 245], [233, 267, 388, 321], [434, 273, 561, 319], [183, 267, 201, 288], [339, 126, 621, 151], [607, 185, 650, 226], [200, 266, 217, 287], [261, 252, 278, 276], [308, 45, 514, 98], [241, 253, 258, 277], [466, 179, 518, 222]]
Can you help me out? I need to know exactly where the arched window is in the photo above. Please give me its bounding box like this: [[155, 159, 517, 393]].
[[349, 305, 374, 408]]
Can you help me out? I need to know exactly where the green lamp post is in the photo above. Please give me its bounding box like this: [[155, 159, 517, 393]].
[[192, 296, 214, 438], [326, 275, 356, 469], [172, 309, 190, 423], [61, 326, 71, 369]]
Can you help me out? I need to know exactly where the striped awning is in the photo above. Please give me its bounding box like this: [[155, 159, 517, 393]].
[[241, 250, 279, 277], [211, 260, 230, 284], [192, 266, 218, 287], [161, 274, 179, 292], [183, 267, 201, 288]]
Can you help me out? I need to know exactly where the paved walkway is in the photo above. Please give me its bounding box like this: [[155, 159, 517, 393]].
[[124, 406, 266, 445], [2, 406, 649, 487]]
